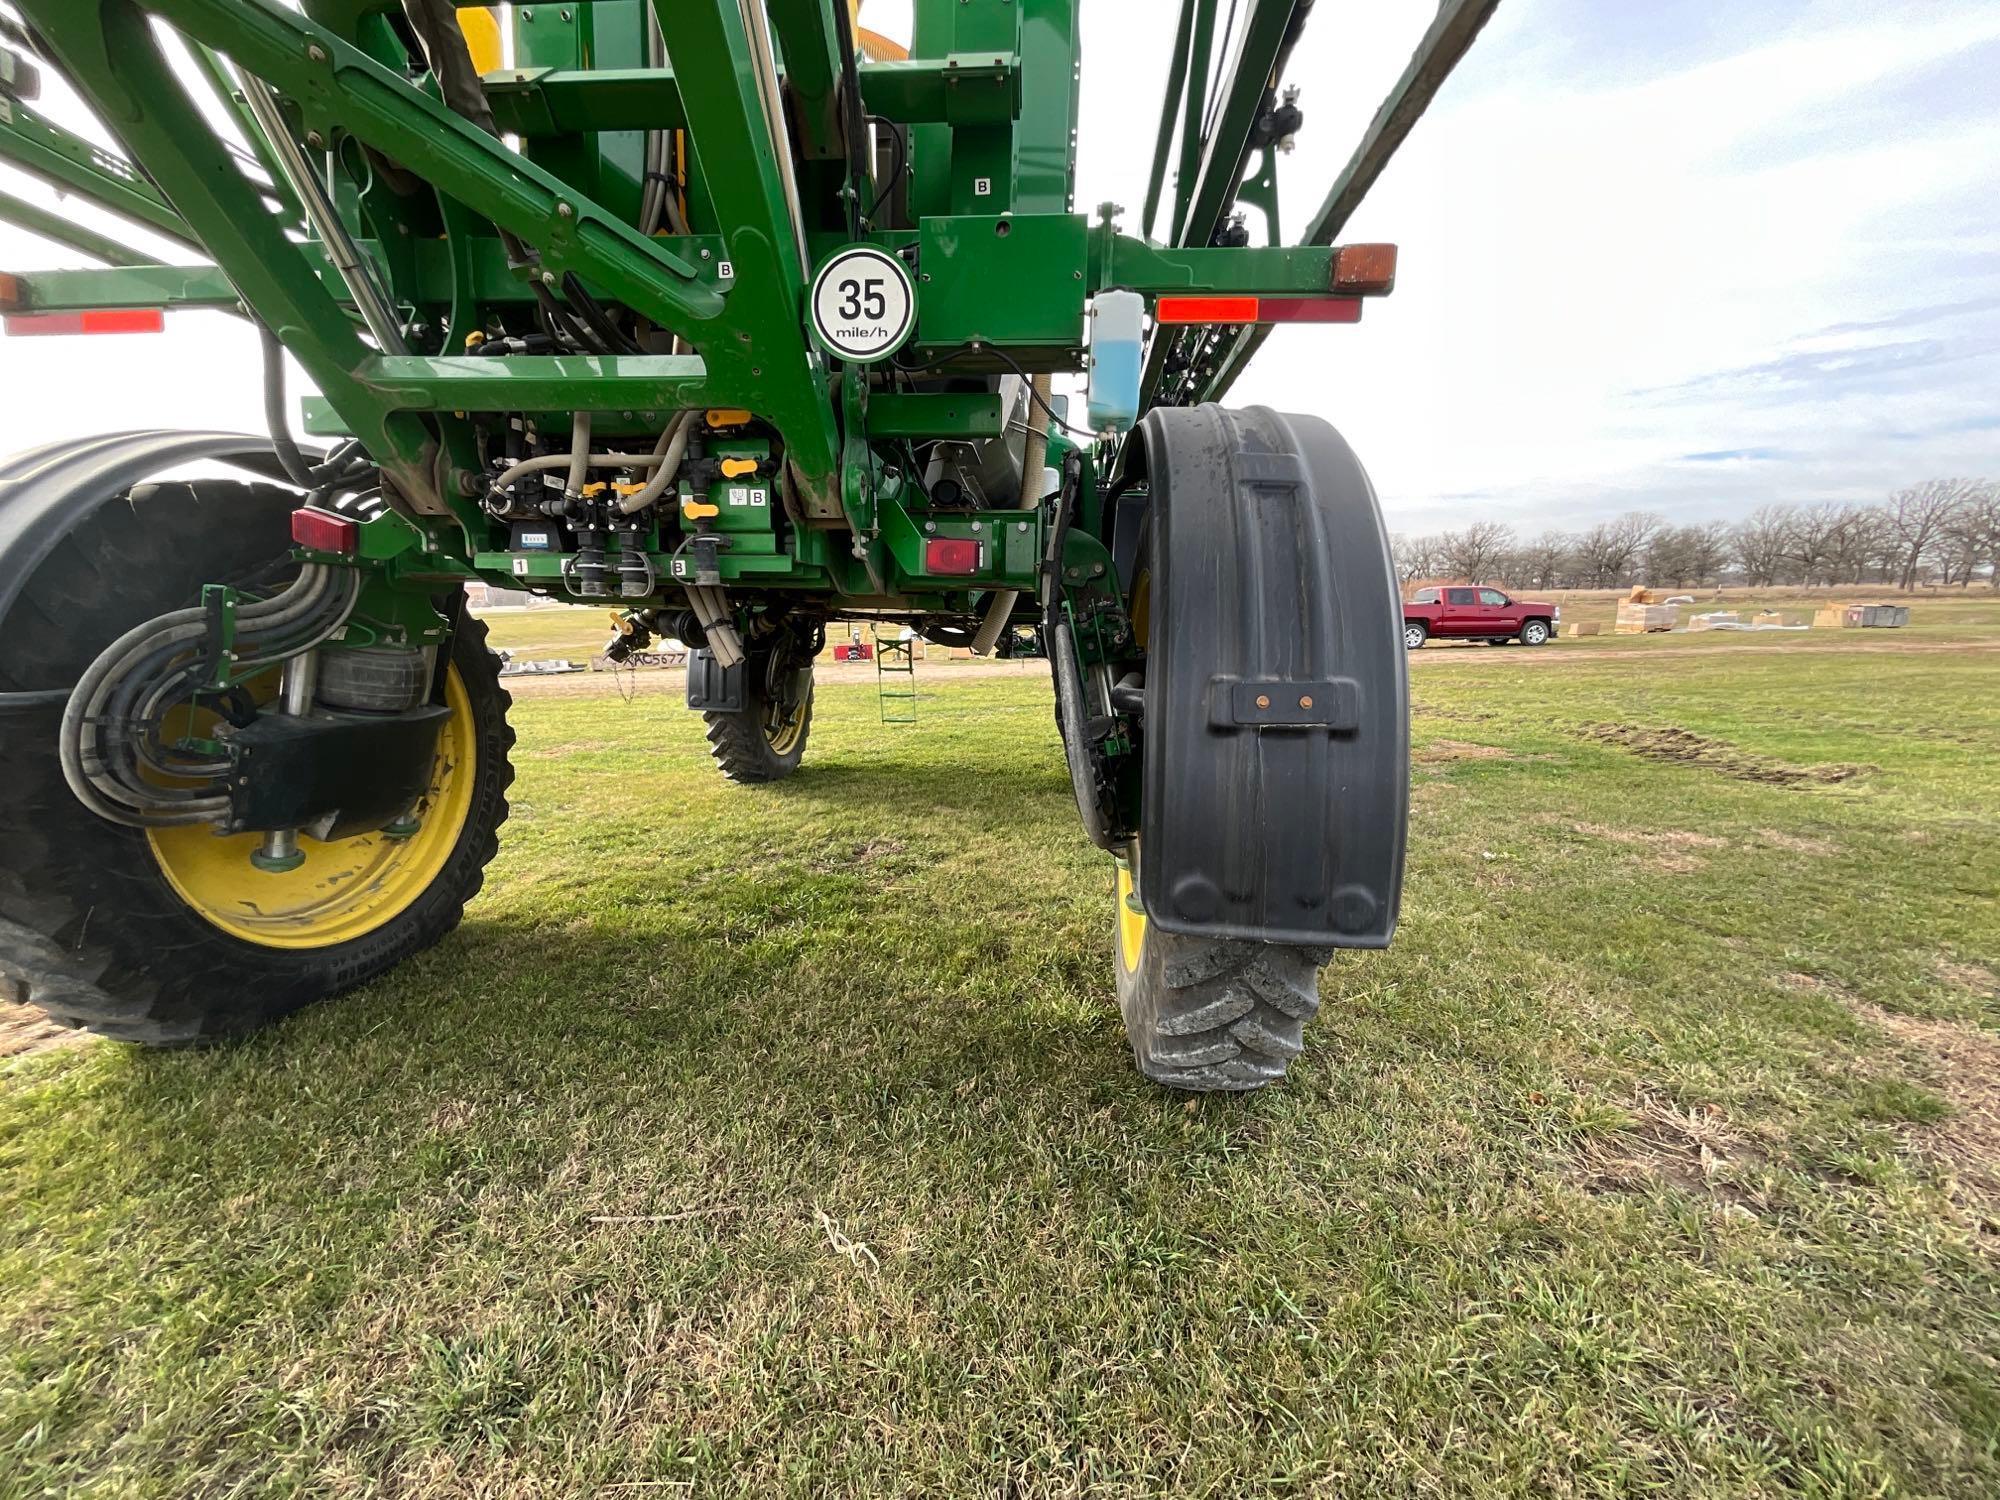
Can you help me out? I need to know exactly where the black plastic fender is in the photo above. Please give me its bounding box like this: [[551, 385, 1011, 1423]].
[[0, 430, 297, 632], [1126, 405, 1408, 948]]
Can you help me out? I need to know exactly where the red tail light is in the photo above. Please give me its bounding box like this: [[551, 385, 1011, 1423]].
[[291, 507, 359, 555], [924, 538, 982, 575], [2, 308, 165, 336], [1154, 295, 1362, 326]]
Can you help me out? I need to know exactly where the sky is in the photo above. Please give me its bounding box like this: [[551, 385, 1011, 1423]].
[[1, 0, 1995, 536]]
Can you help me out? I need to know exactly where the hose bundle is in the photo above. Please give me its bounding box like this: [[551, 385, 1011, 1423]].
[[59, 565, 361, 828]]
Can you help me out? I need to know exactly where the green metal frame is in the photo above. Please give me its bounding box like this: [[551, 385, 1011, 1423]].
[[1, 0, 1488, 613]]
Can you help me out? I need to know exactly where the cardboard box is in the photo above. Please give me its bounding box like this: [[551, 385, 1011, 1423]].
[[1615, 601, 1679, 633]]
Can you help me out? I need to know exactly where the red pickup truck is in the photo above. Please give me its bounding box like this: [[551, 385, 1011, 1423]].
[[1403, 586, 1560, 649]]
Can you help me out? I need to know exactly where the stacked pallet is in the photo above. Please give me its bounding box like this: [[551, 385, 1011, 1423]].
[[1614, 587, 1679, 633]]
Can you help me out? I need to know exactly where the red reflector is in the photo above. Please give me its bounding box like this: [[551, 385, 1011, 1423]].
[[1154, 295, 1260, 325], [291, 506, 359, 555], [2, 308, 165, 336], [1257, 297, 1363, 324], [924, 537, 982, 575]]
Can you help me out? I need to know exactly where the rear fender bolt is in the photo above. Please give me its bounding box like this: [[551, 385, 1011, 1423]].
[[557, 201, 573, 218], [306, 43, 326, 62], [304, 130, 323, 149]]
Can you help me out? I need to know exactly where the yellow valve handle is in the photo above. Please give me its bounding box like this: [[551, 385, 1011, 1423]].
[[705, 408, 752, 428], [611, 479, 648, 496], [681, 499, 721, 520], [719, 457, 758, 479]]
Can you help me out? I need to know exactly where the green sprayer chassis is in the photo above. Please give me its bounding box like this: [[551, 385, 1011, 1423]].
[[0, 0, 1496, 1090]]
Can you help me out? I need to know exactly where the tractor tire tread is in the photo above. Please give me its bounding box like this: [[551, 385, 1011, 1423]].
[[1118, 928, 1324, 1092], [0, 482, 512, 1044]]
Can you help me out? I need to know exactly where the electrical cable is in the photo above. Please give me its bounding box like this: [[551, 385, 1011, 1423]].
[[864, 114, 906, 226]]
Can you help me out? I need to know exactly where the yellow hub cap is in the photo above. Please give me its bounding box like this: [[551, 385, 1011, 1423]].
[[1117, 859, 1147, 973], [146, 668, 478, 950]]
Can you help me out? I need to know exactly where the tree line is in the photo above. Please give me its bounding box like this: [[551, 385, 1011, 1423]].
[[1392, 478, 2000, 592]]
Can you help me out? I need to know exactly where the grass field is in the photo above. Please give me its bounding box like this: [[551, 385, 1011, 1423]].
[[4, 611, 1999, 1495]]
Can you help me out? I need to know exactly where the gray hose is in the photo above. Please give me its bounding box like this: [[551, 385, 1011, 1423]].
[[616, 410, 698, 515], [563, 411, 592, 499], [686, 585, 744, 669], [60, 566, 360, 827], [261, 324, 316, 489]]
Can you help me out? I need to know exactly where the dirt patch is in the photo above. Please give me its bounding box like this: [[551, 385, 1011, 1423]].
[[1581, 723, 1872, 788], [805, 836, 910, 872], [1572, 1090, 1761, 1200], [1570, 821, 1728, 850], [1935, 960, 1999, 999], [0, 1000, 84, 1061], [1851, 1001, 2000, 1211], [1415, 739, 1518, 763], [1753, 828, 1840, 856], [1410, 704, 1499, 723]]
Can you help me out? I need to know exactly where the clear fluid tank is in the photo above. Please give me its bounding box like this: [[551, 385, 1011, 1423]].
[[1085, 290, 1145, 433]]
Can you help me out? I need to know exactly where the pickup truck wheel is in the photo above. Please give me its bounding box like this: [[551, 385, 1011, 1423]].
[[1520, 618, 1551, 646], [1403, 621, 1428, 650]]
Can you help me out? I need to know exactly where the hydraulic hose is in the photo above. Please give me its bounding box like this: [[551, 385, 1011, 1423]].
[[60, 566, 360, 828], [563, 411, 592, 500], [616, 410, 698, 515]]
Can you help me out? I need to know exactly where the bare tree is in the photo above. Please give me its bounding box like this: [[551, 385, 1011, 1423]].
[[1827, 505, 1884, 585], [1730, 505, 1793, 587], [1438, 520, 1515, 584], [1512, 530, 1574, 590], [1573, 510, 1661, 586], [1646, 525, 1701, 587], [1391, 532, 1444, 583], [1686, 521, 1732, 586], [1942, 482, 2000, 588], [1887, 479, 1979, 590], [1781, 503, 1848, 587]]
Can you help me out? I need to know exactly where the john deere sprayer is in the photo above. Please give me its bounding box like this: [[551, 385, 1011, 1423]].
[[0, 0, 1495, 1089]]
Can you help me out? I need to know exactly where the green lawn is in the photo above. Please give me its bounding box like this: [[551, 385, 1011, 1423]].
[[4, 632, 1998, 1496]]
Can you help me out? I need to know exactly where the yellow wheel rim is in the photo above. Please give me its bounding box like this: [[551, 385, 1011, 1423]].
[[1117, 858, 1146, 973], [146, 667, 478, 950], [765, 701, 806, 755]]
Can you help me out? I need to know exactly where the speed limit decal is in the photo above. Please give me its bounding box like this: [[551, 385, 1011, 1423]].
[[808, 245, 916, 363]]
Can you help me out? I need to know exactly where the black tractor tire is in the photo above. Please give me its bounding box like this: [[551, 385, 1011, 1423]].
[[1115, 909, 1330, 1090], [1520, 618, 1552, 646], [0, 480, 513, 1044], [704, 648, 814, 784], [1403, 620, 1428, 650]]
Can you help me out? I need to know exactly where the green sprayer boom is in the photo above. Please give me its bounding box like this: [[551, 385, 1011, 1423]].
[[0, 1, 1497, 1091]]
